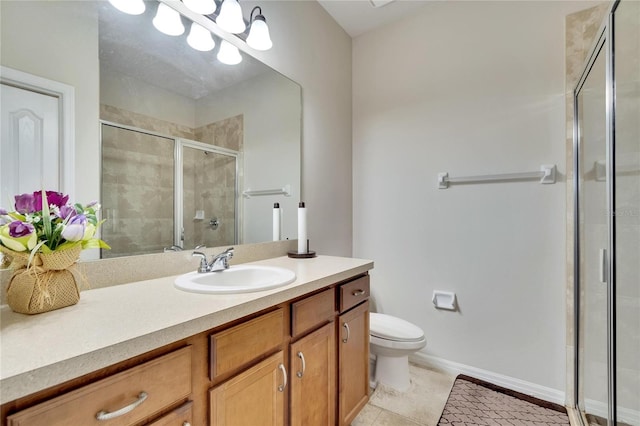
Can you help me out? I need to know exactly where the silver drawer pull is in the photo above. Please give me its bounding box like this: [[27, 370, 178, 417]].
[[296, 351, 306, 378], [183, 422, 191, 426], [352, 289, 365, 296], [342, 322, 350, 343], [277, 363, 287, 392], [96, 391, 148, 421]]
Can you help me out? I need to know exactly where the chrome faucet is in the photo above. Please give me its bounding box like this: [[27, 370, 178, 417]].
[[192, 247, 234, 273], [164, 245, 183, 252]]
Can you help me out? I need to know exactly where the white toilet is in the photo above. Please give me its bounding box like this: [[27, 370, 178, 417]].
[[369, 312, 427, 392]]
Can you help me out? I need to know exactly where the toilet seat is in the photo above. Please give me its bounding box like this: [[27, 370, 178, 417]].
[[370, 313, 424, 342]]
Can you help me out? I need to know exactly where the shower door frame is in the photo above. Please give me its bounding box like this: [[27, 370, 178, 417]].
[[99, 120, 241, 253], [572, 1, 619, 424], [174, 138, 240, 249]]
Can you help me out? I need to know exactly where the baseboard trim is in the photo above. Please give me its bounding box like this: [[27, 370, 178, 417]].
[[409, 352, 566, 406]]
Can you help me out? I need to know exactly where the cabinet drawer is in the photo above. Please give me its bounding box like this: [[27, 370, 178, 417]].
[[148, 401, 193, 425], [210, 308, 284, 380], [6, 346, 192, 426], [339, 275, 370, 313], [291, 288, 335, 338]]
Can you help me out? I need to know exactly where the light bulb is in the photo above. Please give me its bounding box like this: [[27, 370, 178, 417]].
[[153, 3, 185, 36], [247, 16, 272, 51], [217, 40, 242, 65], [216, 0, 246, 34], [187, 23, 216, 51], [182, 0, 217, 15], [108, 0, 145, 15]]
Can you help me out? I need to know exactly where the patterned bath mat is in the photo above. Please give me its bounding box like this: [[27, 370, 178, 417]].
[[437, 375, 570, 425]]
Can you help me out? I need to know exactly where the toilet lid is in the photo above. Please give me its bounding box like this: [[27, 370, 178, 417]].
[[369, 313, 425, 342]]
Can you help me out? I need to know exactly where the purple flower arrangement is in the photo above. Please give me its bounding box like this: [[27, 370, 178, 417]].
[[0, 190, 109, 254]]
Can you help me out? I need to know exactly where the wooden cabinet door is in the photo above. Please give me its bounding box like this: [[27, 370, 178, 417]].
[[338, 301, 370, 426], [147, 401, 192, 425], [289, 322, 336, 426], [209, 351, 286, 426]]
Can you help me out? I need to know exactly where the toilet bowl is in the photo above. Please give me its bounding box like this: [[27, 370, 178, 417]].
[[369, 312, 426, 392]]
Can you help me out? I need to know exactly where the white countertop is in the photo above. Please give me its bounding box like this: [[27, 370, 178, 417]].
[[0, 255, 373, 404]]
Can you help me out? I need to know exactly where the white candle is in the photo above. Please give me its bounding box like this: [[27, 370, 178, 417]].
[[297, 202, 307, 253], [272, 203, 280, 241]]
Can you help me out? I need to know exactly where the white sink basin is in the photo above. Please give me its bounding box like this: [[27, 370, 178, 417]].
[[174, 265, 296, 294]]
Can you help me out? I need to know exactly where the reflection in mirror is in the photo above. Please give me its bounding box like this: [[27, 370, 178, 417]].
[[0, 0, 302, 264], [98, 1, 301, 258]]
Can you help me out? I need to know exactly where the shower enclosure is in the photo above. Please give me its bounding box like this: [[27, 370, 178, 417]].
[[100, 122, 238, 258], [574, 0, 639, 424]]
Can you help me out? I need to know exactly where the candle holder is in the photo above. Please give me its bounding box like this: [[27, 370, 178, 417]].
[[288, 239, 316, 259]]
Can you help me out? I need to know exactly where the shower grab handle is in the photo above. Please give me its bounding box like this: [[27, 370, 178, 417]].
[[599, 248, 607, 284]]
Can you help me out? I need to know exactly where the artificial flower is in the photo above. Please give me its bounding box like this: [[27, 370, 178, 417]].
[[61, 215, 86, 242], [0, 221, 37, 252], [0, 190, 109, 254], [14, 193, 36, 214], [58, 205, 77, 220], [33, 190, 69, 210]]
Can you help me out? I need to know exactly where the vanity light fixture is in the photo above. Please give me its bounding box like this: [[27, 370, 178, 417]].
[[187, 22, 216, 51], [153, 3, 185, 36], [246, 6, 272, 51], [108, 0, 145, 15], [217, 40, 243, 65], [216, 0, 246, 34], [182, 0, 217, 15]]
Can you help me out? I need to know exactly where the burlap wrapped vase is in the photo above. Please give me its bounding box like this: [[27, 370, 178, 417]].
[[0, 245, 83, 315]]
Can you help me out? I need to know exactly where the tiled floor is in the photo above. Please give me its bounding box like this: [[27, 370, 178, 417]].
[[352, 364, 456, 426]]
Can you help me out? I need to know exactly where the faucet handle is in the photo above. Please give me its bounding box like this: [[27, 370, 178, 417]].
[[192, 251, 208, 273]]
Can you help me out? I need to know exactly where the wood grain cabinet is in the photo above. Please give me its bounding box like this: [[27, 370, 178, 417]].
[[337, 277, 370, 426], [148, 401, 193, 426], [1, 272, 372, 426], [209, 351, 286, 426], [6, 346, 192, 426], [207, 308, 287, 426], [290, 288, 337, 426]]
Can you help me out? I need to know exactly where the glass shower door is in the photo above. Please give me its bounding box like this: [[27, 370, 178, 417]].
[[614, 0, 640, 424], [179, 141, 238, 250], [101, 123, 175, 258], [576, 40, 610, 424]]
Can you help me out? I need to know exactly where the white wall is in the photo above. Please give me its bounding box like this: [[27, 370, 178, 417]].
[[244, 1, 353, 256], [353, 0, 601, 393], [196, 72, 301, 243], [1, 0, 353, 257], [101, 68, 197, 128], [0, 1, 99, 205]]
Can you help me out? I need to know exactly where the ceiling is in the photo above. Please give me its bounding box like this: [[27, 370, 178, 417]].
[[99, 2, 267, 100], [316, 0, 432, 38]]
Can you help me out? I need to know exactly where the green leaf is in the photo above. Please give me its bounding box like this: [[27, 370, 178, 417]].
[[82, 238, 110, 250], [41, 190, 52, 247], [36, 241, 52, 254], [56, 241, 81, 251], [8, 212, 26, 221]]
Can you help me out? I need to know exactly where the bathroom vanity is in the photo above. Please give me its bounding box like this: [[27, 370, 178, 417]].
[[0, 255, 372, 425]]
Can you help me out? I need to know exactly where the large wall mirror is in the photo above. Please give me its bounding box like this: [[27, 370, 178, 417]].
[[0, 0, 301, 261]]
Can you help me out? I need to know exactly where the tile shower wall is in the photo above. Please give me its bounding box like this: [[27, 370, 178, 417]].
[[101, 123, 175, 257], [100, 104, 242, 257]]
